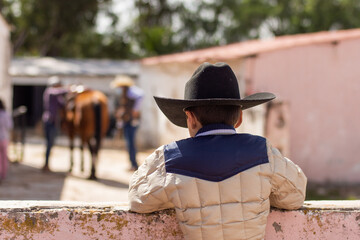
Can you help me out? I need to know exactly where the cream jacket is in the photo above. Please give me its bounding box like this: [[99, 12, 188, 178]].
[[129, 127, 307, 240]]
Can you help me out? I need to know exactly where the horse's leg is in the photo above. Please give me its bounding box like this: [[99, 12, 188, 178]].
[[80, 142, 85, 173], [69, 136, 74, 173], [88, 138, 97, 180], [88, 101, 102, 180]]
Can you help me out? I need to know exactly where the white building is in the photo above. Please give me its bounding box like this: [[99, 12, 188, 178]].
[[0, 14, 11, 111]]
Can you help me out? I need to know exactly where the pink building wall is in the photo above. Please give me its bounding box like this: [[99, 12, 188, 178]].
[[141, 29, 360, 182], [251, 38, 360, 182]]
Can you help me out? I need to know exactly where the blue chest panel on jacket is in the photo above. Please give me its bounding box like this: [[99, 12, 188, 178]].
[[164, 134, 269, 182]]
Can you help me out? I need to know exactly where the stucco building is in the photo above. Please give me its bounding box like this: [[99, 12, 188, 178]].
[[138, 28, 360, 183]]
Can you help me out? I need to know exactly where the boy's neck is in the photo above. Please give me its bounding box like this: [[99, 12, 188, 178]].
[[194, 124, 236, 137]]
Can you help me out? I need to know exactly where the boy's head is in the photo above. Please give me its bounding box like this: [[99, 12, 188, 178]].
[[186, 105, 241, 126], [184, 105, 242, 137], [154, 62, 275, 134]]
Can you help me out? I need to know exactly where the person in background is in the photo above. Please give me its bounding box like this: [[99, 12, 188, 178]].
[[128, 62, 307, 240], [42, 76, 67, 172], [110, 75, 144, 171], [0, 98, 13, 181]]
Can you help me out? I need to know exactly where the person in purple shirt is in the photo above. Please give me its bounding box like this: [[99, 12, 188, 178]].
[[111, 75, 144, 171], [42, 76, 67, 172], [0, 99, 13, 181]]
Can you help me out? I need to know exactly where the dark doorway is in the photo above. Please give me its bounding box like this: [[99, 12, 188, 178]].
[[13, 85, 46, 127]]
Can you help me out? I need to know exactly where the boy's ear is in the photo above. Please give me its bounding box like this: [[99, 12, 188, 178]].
[[185, 111, 198, 129], [234, 110, 243, 128]]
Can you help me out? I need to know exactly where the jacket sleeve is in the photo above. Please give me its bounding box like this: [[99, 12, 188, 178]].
[[128, 146, 174, 213], [268, 143, 307, 210]]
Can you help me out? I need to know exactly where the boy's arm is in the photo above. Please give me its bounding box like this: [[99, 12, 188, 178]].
[[128, 146, 174, 213], [268, 144, 307, 210]]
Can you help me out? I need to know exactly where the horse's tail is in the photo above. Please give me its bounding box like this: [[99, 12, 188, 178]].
[[93, 101, 102, 149]]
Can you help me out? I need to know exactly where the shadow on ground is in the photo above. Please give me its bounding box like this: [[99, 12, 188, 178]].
[[0, 162, 66, 200], [306, 182, 360, 200], [0, 162, 130, 201], [70, 175, 129, 189]]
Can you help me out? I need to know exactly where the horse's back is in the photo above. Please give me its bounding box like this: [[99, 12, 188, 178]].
[[75, 90, 109, 139]]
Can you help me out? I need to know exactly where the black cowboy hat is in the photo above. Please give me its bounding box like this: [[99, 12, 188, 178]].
[[154, 62, 275, 128]]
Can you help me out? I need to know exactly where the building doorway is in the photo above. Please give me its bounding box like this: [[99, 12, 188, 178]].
[[12, 85, 46, 127]]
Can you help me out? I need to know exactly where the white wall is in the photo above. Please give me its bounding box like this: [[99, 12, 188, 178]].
[[138, 62, 195, 147], [0, 15, 11, 110]]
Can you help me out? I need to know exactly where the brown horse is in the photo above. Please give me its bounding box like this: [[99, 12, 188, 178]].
[[61, 88, 109, 180]]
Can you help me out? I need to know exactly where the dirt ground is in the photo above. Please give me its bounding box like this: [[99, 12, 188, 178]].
[[0, 137, 153, 203], [2, 136, 359, 203]]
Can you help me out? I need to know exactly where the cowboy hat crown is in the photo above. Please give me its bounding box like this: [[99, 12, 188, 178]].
[[185, 62, 240, 100], [154, 62, 275, 128], [110, 75, 135, 88]]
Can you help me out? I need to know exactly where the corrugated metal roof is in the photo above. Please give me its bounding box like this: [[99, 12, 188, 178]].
[[142, 28, 360, 65], [10, 57, 140, 77]]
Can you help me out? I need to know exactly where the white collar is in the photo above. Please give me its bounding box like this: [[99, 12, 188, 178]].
[[196, 128, 236, 137]]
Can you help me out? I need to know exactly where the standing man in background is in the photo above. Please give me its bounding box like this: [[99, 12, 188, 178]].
[[42, 76, 67, 172], [111, 75, 144, 171]]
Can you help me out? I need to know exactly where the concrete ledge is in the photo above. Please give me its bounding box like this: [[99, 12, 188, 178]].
[[0, 201, 359, 239], [266, 201, 360, 239]]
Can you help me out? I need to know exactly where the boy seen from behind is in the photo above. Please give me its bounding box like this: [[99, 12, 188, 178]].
[[128, 62, 307, 240]]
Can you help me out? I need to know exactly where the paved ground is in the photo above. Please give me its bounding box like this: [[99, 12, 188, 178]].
[[0, 137, 154, 203]]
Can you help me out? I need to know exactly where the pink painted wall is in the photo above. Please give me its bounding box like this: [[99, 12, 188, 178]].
[[0, 201, 359, 239], [250, 38, 360, 182], [266, 201, 360, 239]]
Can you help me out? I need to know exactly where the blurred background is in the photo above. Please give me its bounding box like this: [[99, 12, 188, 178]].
[[0, 0, 360, 201]]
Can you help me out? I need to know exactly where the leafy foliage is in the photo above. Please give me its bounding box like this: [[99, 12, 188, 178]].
[[265, 0, 360, 35], [127, 0, 360, 57], [0, 0, 132, 58], [1, 0, 360, 58]]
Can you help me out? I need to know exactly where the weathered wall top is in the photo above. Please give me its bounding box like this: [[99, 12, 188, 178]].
[[0, 201, 359, 239]]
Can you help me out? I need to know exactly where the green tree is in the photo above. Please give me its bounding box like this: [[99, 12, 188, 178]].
[[128, 0, 184, 57], [0, 0, 133, 59], [127, 0, 360, 57], [265, 0, 360, 36], [2, 0, 360, 58]]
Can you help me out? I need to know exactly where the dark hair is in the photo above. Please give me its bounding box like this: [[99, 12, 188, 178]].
[[0, 99, 4, 110], [186, 105, 241, 126]]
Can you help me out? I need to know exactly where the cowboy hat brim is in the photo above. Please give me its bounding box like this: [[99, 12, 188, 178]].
[[154, 92, 276, 128]]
